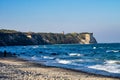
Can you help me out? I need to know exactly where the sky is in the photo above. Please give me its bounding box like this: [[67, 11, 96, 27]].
[[0, 0, 120, 43]]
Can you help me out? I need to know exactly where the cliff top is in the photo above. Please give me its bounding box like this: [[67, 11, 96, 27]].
[[0, 29, 93, 35], [0, 29, 18, 33]]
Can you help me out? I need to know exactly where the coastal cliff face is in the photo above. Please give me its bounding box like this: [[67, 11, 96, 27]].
[[0, 29, 97, 46], [79, 33, 97, 44]]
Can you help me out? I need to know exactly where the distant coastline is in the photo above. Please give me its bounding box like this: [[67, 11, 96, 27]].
[[0, 29, 97, 46]]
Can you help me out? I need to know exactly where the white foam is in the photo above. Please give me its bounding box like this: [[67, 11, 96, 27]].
[[88, 63, 120, 74], [93, 47, 96, 49], [105, 60, 120, 64], [106, 50, 119, 53], [56, 59, 71, 64], [31, 56, 39, 60], [43, 56, 54, 59], [69, 53, 81, 56], [32, 46, 39, 48]]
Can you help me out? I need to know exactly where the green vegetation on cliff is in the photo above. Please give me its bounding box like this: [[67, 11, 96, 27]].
[[0, 29, 18, 33], [0, 29, 97, 46]]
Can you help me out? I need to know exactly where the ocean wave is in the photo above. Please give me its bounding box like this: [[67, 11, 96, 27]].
[[93, 47, 96, 49], [32, 46, 39, 48], [42, 56, 55, 59], [31, 56, 40, 60], [88, 64, 120, 74], [69, 53, 82, 57], [56, 59, 72, 64], [105, 60, 120, 64], [106, 50, 120, 53]]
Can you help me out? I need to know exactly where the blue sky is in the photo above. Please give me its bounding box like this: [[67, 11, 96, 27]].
[[0, 0, 120, 43]]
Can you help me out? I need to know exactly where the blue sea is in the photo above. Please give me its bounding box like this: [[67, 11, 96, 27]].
[[0, 43, 120, 77]]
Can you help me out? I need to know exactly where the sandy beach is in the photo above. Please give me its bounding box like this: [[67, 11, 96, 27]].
[[0, 57, 119, 80]]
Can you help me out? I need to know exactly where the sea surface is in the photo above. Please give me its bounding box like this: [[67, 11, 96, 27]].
[[0, 43, 120, 77]]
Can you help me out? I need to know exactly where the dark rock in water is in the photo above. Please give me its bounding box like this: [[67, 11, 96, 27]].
[[0, 51, 16, 57], [51, 53, 58, 56], [39, 51, 43, 53], [13, 53, 16, 56], [4, 50, 7, 57]]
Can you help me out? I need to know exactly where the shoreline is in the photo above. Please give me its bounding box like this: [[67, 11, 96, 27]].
[[0, 57, 120, 80]]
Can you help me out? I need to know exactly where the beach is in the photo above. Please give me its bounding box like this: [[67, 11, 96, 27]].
[[0, 57, 120, 80]]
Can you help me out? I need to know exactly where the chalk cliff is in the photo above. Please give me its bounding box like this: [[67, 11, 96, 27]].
[[0, 29, 97, 46], [79, 33, 97, 44]]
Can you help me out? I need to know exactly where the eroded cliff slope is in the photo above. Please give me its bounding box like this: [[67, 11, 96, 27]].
[[0, 29, 97, 46]]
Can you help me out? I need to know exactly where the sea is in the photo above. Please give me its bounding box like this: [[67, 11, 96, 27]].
[[0, 43, 120, 77]]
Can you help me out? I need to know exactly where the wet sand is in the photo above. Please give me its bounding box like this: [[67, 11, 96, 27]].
[[0, 57, 120, 80]]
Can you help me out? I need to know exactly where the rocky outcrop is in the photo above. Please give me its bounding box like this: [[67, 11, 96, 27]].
[[79, 33, 97, 44], [0, 29, 97, 46]]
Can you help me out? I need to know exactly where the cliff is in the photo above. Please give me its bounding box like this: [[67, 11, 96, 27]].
[[0, 29, 97, 46]]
